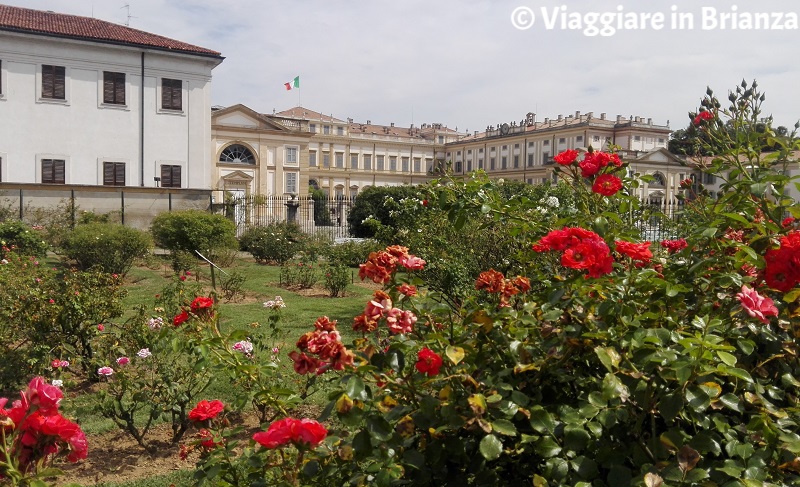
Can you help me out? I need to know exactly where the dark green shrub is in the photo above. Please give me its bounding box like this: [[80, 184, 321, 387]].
[[151, 210, 238, 254], [0, 220, 49, 257], [311, 188, 333, 226], [63, 223, 152, 274], [240, 222, 305, 264], [324, 239, 382, 267], [323, 263, 351, 297]]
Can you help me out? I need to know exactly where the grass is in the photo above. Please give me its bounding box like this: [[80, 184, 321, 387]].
[[95, 471, 194, 487], [61, 255, 374, 437]]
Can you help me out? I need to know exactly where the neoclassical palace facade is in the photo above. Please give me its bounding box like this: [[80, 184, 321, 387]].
[[212, 105, 685, 205]]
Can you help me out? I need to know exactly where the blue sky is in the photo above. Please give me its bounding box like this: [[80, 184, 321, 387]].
[[6, 0, 800, 134]]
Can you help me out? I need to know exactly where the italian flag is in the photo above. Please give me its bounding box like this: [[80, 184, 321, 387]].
[[284, 76, 300, 90]]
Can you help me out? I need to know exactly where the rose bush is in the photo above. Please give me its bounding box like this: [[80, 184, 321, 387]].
[[261, 81, 800, 486]]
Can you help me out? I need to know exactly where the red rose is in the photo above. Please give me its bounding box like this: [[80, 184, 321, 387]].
[[415, 347, 443, 377], [253, 417, 327, 449], [615, 240, 653, 264], [553, 149, 579, 165], [660, 238, 688, 253], [693, 110, 714, 125], [188, 399, 225, 422], [173, 310, 189, 326], [294, 418, 328, 447], [253, 418, 295, 448], [289, 351, 321, 375], [190, 296, 214, 313], [592, 174, 623, 196]]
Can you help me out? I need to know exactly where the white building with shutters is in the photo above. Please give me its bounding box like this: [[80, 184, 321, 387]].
[[0, 4, 223, 190]]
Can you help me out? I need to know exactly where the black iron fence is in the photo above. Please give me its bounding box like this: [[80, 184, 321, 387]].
[[633, 199, 686, 242], [214, 194, 356, 239]]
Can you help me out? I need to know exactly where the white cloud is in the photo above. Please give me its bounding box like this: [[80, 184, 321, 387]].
[[7, 0, 800, 131]]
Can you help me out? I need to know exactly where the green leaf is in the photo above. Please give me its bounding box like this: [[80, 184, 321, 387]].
[[716, 351, 737, 366], [491, 419, 518, 436], [345, 376, 367, 401], [479, 434, 503, 460], [365, 415, 393, 442], [564, 425, 590, 452], [719, 393, 745, 413], [719, 365, 754, 383], [529, 406, 557, 435], [534, 436, 562, 458], [571, 456, 599, 479]]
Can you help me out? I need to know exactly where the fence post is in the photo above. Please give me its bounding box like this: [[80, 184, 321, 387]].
[[120, 191, 125, 226], [70, 189, 76, 229], [18, 188, 23, 221]]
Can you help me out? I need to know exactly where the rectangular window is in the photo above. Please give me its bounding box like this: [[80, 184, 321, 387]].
[[467, 161, 472, 172], [527, 154, 534, 167], [363, 154, 372, 170], [41, 158, 65, 184], [413, 158, 421, 173], [501, 156, 507, 169], [309, 151, 317, 167], [576, 136, 583, 143], [103, 71, 125, 105], [286, 172, 298, 194], [513, 155, 519, 168], [543, 152, 551, 164], [161, 78, 182, 110], [634, 135, 642, 141], [593, 135, 601, 142], [438, 135, 444, 143], [309, 123, 316, 133], [479, 148, 484, 153], [401, 157, 409, 172], [502, 145, 508, 151], [42, 65, 66, 100], [377, 155, 385, 171], [285, 147, 298, 165], [323, 125, 330, 135], [490, 157, 496, 170], [337, 126, 344, 136], [335, 153, 344, 168], [323, 153, 330, 168], [658, 138, 665, 144], [543, 140, 550, 146], [389, 156, 397, 171], [478, 158, 484, 170], [350, 154, 359, 169], [160, 165, 181, 188], [514, 143, 520, 149], [103, 161, 125, 186], [558, 138, 566, 144], [455, 161, 462, 173]]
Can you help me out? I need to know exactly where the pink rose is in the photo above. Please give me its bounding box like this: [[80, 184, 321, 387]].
[[116, 356, 130, 366], [736, 285, 778, 324]]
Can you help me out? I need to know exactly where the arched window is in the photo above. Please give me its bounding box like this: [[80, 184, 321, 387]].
[[219, 144, 255, 164], [651, 172, 666, 187]]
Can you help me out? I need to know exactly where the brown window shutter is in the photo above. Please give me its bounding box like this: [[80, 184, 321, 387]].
[[173, 166, 181, 187], [103, 74, 114, 104], [54, 160, 65, 184], [42, 158, 53, 183], [54, 66, 65, 99], [115, 73, 125, 104], [172, 82, 182, 110], [103, 161, 114, 185], [161, 80, 171, 109], [115, 162, 125, 186], [160, 165, 171, 187], [42, 66, 54, 98]]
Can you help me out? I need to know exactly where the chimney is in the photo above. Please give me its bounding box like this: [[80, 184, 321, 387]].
[[575, 110, 581, 118], [600, 113, 606, 120], [347, 118, 353, 123], [367, 120, 371, 125], [390, 122, 395, 127], [586, 111, 593, 119], [616, 115, 622, 123], [544, 117, 549, 124], [474, 131, 478, 136], [647, 118, 652, 125], [557, 114, 563, 121]]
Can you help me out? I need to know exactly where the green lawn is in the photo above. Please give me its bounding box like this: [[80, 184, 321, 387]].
[[55, 255, 374, 485]]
